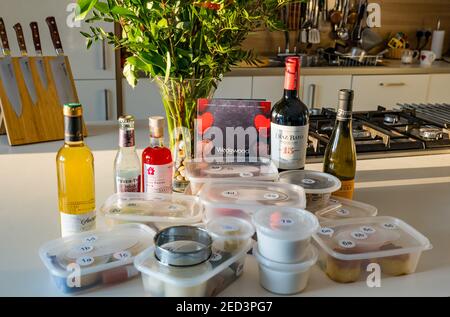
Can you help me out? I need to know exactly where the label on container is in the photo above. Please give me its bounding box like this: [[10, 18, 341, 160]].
[[271, 123, 309, 170], [222, 224, 239, 233], [382, 223, 398, 230], [279, 218, 294, 226], [143, 163, 173, 193], [116, 176, 140, 193], [60, 211, 96, 237], [338, 239, 356, 249], [76, 256, 95, 267], [74, 245, 94, 254], [239, 172, 254, 178], [84, 235, 98, 243], [360, 226, 376, 235], [302, 178, 316, 185], [333, 179, 355, 199], [222, 190, 238, 198], [319, 227, 334, 237], [210, 252, 223, 262], [336, 208, 350, 217], [113, 250, 131, 261], [263, 192, 280, 200], [351, 231, 368, 240]]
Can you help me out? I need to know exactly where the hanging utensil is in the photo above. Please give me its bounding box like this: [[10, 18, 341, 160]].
[[337, 0, 350, 41], [309, 0, 321, 44], [350, 0, 367, 42]]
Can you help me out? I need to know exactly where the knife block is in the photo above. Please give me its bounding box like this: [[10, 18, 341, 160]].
[[0, 55, 87, 146]]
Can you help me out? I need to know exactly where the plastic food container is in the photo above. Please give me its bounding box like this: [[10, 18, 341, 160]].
[[206, 217, 255, 252], [253, 244, 317, 295], [185, 157, 278, 195], [313, 216, 432, 283], [39, 224, 155, 294], [199, 181, 307, 222], [253, 207, 319, 263], [279, 170, 341, 211], [134, 240, 252, 297], [315, 196, 378, 221], [100, 192, 203, 231]]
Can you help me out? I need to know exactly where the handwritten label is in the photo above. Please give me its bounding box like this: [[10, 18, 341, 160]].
[[84, 236, 98, 244], [76, 256, 94, 267], [319, 227, 334, 237], [113, 250, 131, 261], [351, 231, 368, 240], [360, 226, 376, 235], [339, 239, 356, 249], [263, 192, 280, 200], [222, 190, 238, 198], [382, 223, 398, 230]]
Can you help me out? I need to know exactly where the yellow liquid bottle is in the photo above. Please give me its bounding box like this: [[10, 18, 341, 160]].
[[56, 103, 95, 237]]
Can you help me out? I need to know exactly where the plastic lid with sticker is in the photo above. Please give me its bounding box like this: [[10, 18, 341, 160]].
[[252, 207, 319, 241], [100, 192, 203, 225], [315, 196, 378, 221], [278, 170, 341, 194], [313, 216, 432, 260], [199, 181, 306, 209], [185, 157, 278, 182], [39, 224, 155, 278], [206, 217, 255, 241]]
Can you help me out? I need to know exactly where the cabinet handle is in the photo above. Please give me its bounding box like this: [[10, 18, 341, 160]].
[[379, 82, 406, 87], [101, 39, 106, 70], [308, 84, 317, 109], [104, 89, 109, 120]]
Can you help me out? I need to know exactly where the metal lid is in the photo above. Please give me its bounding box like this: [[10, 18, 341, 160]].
[[63, 103, 82, 116], [118, 115, 135, 124], [154, 226, 212, 267]]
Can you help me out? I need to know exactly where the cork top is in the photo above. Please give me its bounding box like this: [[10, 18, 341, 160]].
[[149, 116, 165, 138]]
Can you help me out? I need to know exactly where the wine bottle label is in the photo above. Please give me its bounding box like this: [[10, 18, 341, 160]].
[[143, 163, 173, 193], [64, 116, 83, 142], [333, 179, 355, 199], [60, 211, 96, 237], [271, 123, 309, 169], [337, 109, 352, 121], [116, 176, 140, 193]]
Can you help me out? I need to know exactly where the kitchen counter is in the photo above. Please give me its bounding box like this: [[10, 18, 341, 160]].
[[229, 60, 450, 77], [1, 121, 450, 296]]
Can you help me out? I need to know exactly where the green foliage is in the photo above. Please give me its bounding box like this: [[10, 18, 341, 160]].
[[77, 0, 296, 87]]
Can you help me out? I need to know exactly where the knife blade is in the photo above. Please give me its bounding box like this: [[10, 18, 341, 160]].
[[46, 16, 76, 106], [13, 23, 38, 105], [0, 18, 22, 117], [30, 22, 48, 89]]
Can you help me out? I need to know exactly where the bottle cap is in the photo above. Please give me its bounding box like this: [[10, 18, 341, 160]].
[[338, 89, 354, 101], [149, 116, 165, 138], [119, 115, 135, 124], [63, 103, 82, 117]]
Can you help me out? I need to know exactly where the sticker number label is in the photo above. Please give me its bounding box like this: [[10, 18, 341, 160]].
[[339, 239, 356, 249], [279, 218, 294, 226], [222, 190, 238, 198], [263, 192, 280, 200], [382, 223, 398, 230], [319, 227, 334, 237], [210, 253, 222, 262], [336, 208, 350, 216], [84, 236, 98, 243], [75, 245, 94, 254], [302, 178, 316, 185], [76, 256, 94, 267], [113, 250, 131, 261], [360, 226, 376, 235], [351, 231, 368, 240], [240, 172, 254, 178]]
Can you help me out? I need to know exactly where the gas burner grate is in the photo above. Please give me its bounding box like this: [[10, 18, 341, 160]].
[[398, 103, 450, 128]]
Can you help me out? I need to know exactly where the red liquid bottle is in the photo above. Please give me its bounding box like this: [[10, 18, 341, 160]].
[[142, 116, 173, 193]]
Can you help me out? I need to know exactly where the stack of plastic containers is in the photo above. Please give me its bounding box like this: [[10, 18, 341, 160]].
[[252, 207, 319, 294]]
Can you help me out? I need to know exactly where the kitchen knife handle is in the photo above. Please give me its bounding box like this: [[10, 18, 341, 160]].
[[30, 22, 42, 54], [0, 17, 11, 53], [46, 16, 63, 54], [13, 23, 27, 54]]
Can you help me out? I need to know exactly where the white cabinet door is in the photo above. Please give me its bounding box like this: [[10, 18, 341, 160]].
[[123, 79, 166, 120], [75, 80, 117, 122], [302, 75, 352, 109], [0, 0, 115, 80], [427, 74, 450, 103], [215, 76, 252, 99], [352, 75, 430, 111], [252, 76, 284, 105]]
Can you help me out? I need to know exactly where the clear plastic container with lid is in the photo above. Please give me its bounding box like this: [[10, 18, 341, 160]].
[[253, 206, 319, 263], [313, 216, 432, 283], [199, 181, 307, 222], [206, 217, 255, 252], [185, 157, 278, 195], [315, 196, 378, 221], [39, 224, 155, 294], [134, 240, 252, 297], [253, 244, 318, 295], [100, 192, 203, 231], [279, 170, 341, 212]]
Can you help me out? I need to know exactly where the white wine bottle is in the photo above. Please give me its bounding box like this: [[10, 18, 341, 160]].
[[323, 89, 357, 199]]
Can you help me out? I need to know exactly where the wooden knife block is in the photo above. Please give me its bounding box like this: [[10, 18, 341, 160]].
[[0, 55, 87, 146]]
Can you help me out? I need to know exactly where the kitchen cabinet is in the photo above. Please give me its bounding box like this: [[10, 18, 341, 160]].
[[123, 79, 166, 120], [75, 80, 117, 122], [302, 75, 352, 109], [352, 74, 430, 111], [252, 76, 305, 105], [427, 74, 450, 103], [215, 76, 253, 99]]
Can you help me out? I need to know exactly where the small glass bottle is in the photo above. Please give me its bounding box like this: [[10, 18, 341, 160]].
[[142, 116, 173, 193], [114, 115, 141, 193]]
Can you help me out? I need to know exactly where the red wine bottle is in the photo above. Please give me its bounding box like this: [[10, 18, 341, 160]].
[[271, 57, 309, 171]]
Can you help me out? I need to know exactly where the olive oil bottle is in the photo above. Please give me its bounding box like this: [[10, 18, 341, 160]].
[[56, 104, 95, 237], [323, 90, 357, 199]]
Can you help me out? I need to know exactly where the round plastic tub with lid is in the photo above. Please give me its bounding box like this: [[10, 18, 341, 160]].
[[100, 192, 203, 231], [185, 157, 278, 195], [279, 170, 341, 212], [253, 206, 319, 263], [206, 216, 255, 252], [315, 196, 378, 222], [253, 244, 318, 295], [134, 239, 253, 297], [199, 181, 307, 222], [39, 224, 155, 294], [313, 216, 432, 283]]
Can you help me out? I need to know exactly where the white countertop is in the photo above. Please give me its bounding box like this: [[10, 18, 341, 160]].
[[1, 126, 450, 296]]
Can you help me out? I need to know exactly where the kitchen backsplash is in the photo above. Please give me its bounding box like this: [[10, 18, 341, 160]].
[[242, 0, 450, 57]]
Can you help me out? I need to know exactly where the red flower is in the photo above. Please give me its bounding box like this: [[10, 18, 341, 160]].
[[195, 1, 221, 10]]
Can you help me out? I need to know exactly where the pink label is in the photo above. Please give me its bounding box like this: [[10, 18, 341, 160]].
[[143, 163, 173, 193]]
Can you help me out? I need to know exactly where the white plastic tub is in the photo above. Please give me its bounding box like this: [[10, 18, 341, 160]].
[[206, 216, 255, 252], [313, 216, 432, 283], [100, 192, 203, 231], [315, 196, 378, 221], [199, 181, 307, 222], [253, 207, 319, 263], [254, 244, 317, 295], [185, 157, 278, 195], [39, 224, 155, 294]]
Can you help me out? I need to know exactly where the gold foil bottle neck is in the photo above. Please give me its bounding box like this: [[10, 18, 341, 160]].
[[63, 103, 83, 117]]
